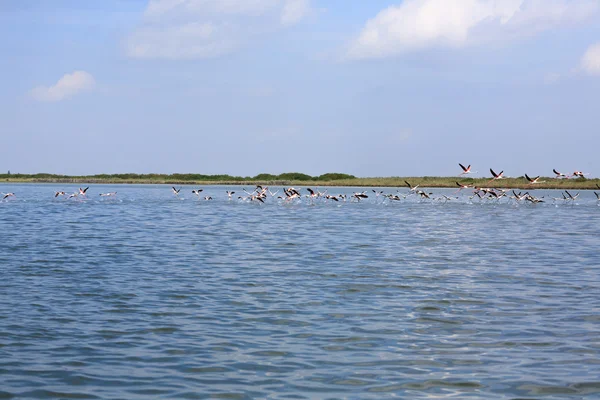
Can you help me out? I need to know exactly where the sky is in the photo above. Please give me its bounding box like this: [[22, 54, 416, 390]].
[[2, 0, 600, 178]]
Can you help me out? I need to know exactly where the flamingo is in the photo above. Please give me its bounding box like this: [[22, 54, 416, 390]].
[[564, 190, 580, 201], [525, 174, 544, 184], [351, 192, 368, 202], [571, 171, 588, 178], [416, 190, 432, 199], [488, 168, 505, 183], [459, 163, 476, 175], [455, 182, 472, 193], [404, 181, 419, 192]]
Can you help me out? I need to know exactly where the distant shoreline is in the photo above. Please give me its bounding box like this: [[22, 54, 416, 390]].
[[1, 174, 599, 190]]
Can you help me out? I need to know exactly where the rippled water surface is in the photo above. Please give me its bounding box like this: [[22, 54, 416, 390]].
[[1, 184, 600, 399]]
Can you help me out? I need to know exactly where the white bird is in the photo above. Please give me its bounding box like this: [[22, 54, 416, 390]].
[[459, 163, 477, 175], [488, 168, 505, 183], [404, 181, 419, 192], [455, 182, 472, 193], [525, 174, 544, 185], [2, 192, 15, 200], [564, 190, 580, 201], [571, 171, 589, 178]]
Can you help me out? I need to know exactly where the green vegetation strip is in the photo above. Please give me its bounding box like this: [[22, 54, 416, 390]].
[[1, 173, 599, 189]]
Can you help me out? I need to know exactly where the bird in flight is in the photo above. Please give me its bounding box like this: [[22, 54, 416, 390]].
[[525, 174, 544, 184], [458, 163, 476, 175], [571, 171, 588, 178], [553, 169, 567, 179], [404, 181, 419, 192], [488, 168, 505, 183]]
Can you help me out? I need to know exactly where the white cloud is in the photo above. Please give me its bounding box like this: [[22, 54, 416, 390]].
[[347, 0, 599, 59], [144, 0, 280, 18], [281, 0, 311, 26], [127, 22, 239, 60], [128, 0, 312, 59], [30, 71, 95, 102], [581, 42, 600, 75]]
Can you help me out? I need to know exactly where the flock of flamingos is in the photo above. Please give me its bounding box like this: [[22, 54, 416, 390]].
[[1, 165, 599, 205]]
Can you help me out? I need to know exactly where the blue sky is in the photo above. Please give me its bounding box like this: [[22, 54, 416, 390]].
[[2, 0, 600, 177]]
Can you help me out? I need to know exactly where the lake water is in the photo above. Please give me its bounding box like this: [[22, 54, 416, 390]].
[[1, 184, 600, 399]]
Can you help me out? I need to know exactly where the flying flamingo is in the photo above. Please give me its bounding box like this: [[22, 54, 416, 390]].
[[488, 168, 505, 183], [553, 169, 567, 179], [571, 171, 588, 178], [525, 174, 544, 185], [455, 182, 472, 193], [458, 163, 476, 175], [404, 181, 419, 192]]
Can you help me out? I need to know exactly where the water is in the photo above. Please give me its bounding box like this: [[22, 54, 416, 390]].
[[1, 184, 600, 399]]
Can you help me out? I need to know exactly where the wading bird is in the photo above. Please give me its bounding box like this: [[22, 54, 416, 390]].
[[351, 192, 369, 202], [553, 169, 567, 179], [459, 163, 476, 175], [571, 171, 588, 178], [525, 174, 544, 184], [404, 181, 419, 192], [488, 168, 505, 183], [455, 182, 472, 193], [564, 190, 580, 201]]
